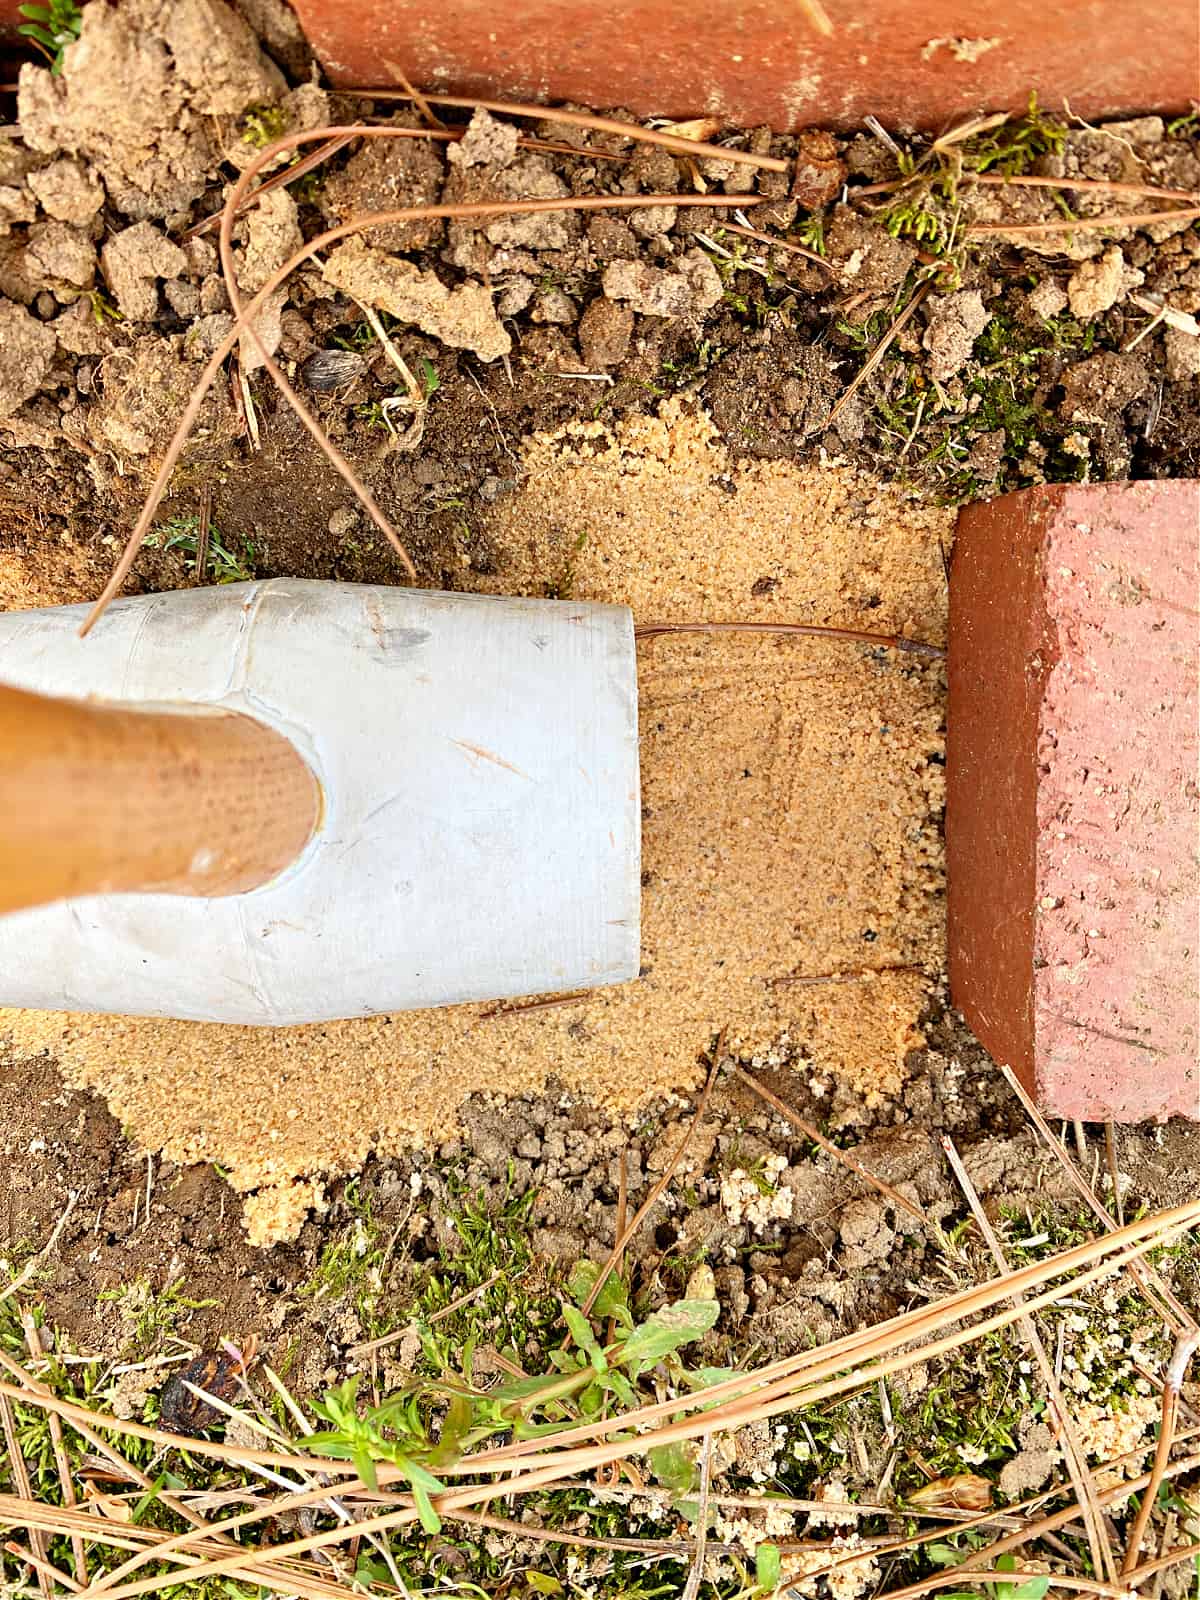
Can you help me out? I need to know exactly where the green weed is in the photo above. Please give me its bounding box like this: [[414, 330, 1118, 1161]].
[[891, 1329, 1039, 1496], [144, 513, 256, 584], [793, 213, 827, 255], [18, 0, 82, 72], [937, 1549, 1051, 1600], [966, 94, 1067, 177], [879, 96, 1067, 270], [86, 287, 123, 326], [660, 337, 725, 391], [299, 1180, 392, 1337]]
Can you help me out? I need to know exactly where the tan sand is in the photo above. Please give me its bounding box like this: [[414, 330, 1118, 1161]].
[[0, 402, 952, 1245]]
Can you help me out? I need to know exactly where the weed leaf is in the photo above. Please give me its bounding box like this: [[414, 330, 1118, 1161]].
[[648, 1440, 696, 1495], [756, 1541, 782, 1594], [619, 1298, 719, 1367]]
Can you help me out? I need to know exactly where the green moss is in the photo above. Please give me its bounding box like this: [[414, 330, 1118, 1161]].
[[96, 1278, 218, 1358], [966, 94, 1067, 177], [298, 1179, 393, 1336], [239, 103, 290, 149]]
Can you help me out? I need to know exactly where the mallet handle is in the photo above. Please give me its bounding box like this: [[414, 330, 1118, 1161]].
[[0, 683, 320, 915]]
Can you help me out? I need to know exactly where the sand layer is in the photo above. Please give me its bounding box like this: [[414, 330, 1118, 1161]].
[[1, 403, 952, 1244]]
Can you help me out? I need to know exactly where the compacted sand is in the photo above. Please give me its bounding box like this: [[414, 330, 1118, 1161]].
[[1, 402, 952, 1243]]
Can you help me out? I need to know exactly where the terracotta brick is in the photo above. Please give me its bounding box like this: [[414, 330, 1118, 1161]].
[[948, 482, 1199, 1122], [287, 0, 1199, 133]]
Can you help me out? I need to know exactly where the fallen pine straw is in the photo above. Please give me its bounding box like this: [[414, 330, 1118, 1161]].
[[634, 619, 944, 657], [941, 1135, 1113, 1584], [335, 89, 791, 171], [0, 1197, 1197, 1598]]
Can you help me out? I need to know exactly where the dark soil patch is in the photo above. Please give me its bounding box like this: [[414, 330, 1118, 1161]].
[[5, 1010, 1197, 1396]]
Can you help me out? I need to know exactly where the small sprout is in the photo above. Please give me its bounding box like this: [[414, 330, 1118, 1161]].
[[756, 1541, 783, 1595], [145, 513, 256, 585], [419, 357, 441, 399], [794, 213, 826, 255], [18, 0, 82, 73], [88, 287, 123, 326], [966, 93, 1066, 177]]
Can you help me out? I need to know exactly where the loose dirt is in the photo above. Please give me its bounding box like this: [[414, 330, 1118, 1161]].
[[1, 0, 1198, 1258], [1, 404, 949, 1243]]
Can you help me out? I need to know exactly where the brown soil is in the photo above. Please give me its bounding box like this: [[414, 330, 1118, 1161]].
[[6, 1011, 1200, 1391], [1, 2, 1198, 1290], [1, 404, 949, 1243]]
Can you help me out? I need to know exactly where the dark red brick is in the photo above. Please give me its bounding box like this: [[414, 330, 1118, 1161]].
[[948, 482, 1199, 1122], [287, 0, 1198, 134]]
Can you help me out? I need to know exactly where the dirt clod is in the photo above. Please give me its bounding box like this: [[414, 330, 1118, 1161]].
[[1067, 245, 1142, 320], [602, 248, 721, 317], [26, 220, 95, 291], [101, 221, 187, 321], [26, 158, 104, 225], [447, 107, 520, 171], [322, 240, 511, 362], [18, 0, 284, 221], [922, 289, 991, 383], [791, 129, 846, 209], [320, 133, 446, 252], [0, 300, 57, 419], [577, 297, 634, 368]]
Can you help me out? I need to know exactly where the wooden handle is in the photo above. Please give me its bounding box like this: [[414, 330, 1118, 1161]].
[[0, 683, 321, 916]]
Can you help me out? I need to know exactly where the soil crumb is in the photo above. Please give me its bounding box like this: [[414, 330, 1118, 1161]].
[[1, 403, 950, 1244]]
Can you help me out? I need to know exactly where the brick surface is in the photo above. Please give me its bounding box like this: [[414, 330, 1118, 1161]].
[[948, 482, 1199, 1122], [287, 0, 1199, 133]]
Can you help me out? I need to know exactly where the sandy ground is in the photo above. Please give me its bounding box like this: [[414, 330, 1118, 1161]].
[[1, 402, 951, 1244]]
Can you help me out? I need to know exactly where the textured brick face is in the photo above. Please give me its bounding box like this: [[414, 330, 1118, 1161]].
[[284, 0, 1199, 133], [949, 482, 1199, 1122]]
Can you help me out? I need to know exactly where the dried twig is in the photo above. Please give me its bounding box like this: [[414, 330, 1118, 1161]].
[[634, 619, 944, 658], [967, 205, 1200, 236], [797, 0, 835, 36], [337, 90, 790, 171], [854, 172, 1200, 202], [1122, 1328, 1200, 1574], [999, 1065, 1195, 1334], [736, 1062, 931, 1233], [717, 217, 832, 268], [346, 1268, 505, 1358], [22, 1316, 87, 1586], [1104, 1123, 1125, 1228], [181, 134, 357, 241], [2, 1541, 80, 1595], [352, 298, 427, 450], [0, 1192, 77, 1303], [681, 1431, 713, 1600], [940, 1135, 1116, 1584], [82, 122, 764, 633], [478, 992, 591, 1021], [194, 486, 211, 582], [381, 59, 447, 129], [768, 964, 922, 989], [822, 280, 933, 435]]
